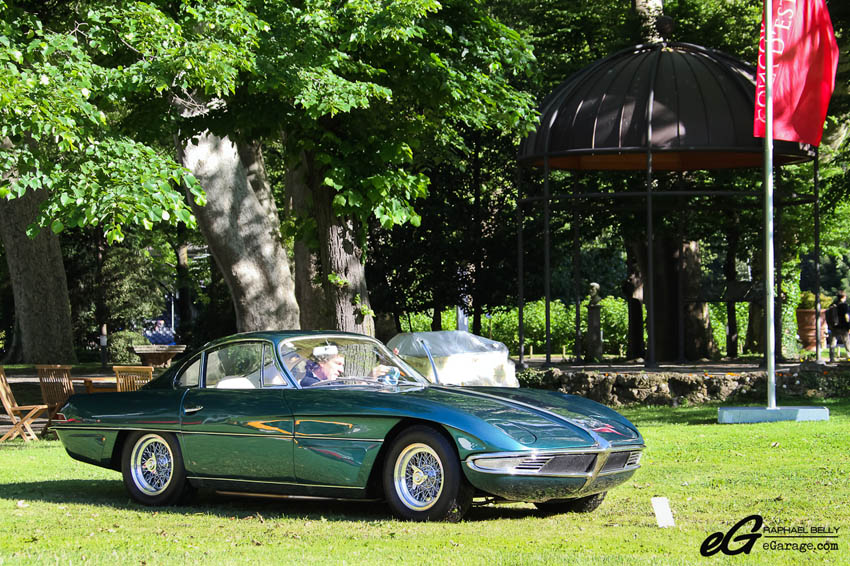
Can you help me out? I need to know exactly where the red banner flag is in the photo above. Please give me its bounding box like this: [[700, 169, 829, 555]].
[[754, 0, 839, 146]]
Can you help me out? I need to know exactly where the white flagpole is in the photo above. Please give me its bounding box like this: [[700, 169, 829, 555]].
[[764, 0, 777, 409]]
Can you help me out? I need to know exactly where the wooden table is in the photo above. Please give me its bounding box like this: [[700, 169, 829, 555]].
[[72, 376, 118, 394]]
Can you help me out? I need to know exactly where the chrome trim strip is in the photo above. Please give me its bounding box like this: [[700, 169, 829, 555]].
[[53, 426, 180, 432], [188, 476, 364, 489], [181, 430, 293, 439], [215, 491, 379, 502], [597, 465, 641, 477], [294, 435, 384, 443], [465, 446, 643, 478], [52, 425, 384, 443]]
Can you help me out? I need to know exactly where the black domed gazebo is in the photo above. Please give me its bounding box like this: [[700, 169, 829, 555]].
[[517, 42, 819, 367]]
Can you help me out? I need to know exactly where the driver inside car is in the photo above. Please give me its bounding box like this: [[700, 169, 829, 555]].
[[300, 345, 345, 387]]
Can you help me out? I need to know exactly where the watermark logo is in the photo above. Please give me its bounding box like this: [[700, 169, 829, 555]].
[[701, 515, 763, 556], [701, 515, 839, 557]]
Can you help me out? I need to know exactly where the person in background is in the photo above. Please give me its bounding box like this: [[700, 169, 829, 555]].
[[831, 291, 850, 360]]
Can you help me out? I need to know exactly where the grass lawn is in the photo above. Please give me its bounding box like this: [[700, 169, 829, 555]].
[[1, 398, 848, 565]]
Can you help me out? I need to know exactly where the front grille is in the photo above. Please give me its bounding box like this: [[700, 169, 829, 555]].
[[539, 454, 597, 475], [601, 451, 630, 472], [601, 450, 641, 473]]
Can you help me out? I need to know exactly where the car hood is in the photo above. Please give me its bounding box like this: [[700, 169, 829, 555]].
[[399, 386, 642, 451]]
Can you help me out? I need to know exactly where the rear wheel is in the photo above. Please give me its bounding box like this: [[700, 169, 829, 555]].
[[383, 426, 472, 522], [121, 432, 191, 506], [534, 492, 607, 514]]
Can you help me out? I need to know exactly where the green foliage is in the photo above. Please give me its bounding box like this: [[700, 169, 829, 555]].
[[400, 296, 764, 360], [797, 291, 833, 310], [708, 302, 750, 357], [0, 3, 203, 242], [327, 273, 349, 288], [62, 230, 169, 351], [399, 309, 458, 332], [597, 296, 628, 355], [353, 294, 375, 318], [106, 329, 147, 364]]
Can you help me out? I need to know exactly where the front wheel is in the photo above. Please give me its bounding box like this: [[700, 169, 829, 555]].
[[534, 492, 607, 514], [121, 432, 191, 506], [383, 426, 472, 522]]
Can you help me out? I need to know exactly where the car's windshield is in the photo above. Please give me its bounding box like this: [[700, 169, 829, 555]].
[[279, 335, 428, 388]]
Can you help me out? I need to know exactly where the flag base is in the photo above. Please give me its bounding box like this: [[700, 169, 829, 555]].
[[718, 406, 829, 424]]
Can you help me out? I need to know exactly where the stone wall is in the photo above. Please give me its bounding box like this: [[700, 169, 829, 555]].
[[516, 364, 850, 406]]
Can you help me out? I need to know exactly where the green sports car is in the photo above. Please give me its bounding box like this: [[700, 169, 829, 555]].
[[54, 332, 644, 521]]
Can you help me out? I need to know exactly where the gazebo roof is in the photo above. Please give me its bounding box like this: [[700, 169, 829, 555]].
[[519, 42, 813, 171]]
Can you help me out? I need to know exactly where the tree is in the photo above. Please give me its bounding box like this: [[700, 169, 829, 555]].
[[77, 0, 537, 336], [0, 2, 203, 361]]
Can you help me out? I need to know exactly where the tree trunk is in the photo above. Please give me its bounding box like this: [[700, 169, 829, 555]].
[[650, 237, 717, 361], [178, 131, 300, 332], [680, 241, 716, 360], [724, 218, 740, 358], [285, 150, 332, 330], [633, 0, 664, 41], [0, 189, 77, 363], [312, 180, 375, 335]]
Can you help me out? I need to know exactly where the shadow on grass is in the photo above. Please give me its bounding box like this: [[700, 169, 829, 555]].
[[0, 479, 551, 522]]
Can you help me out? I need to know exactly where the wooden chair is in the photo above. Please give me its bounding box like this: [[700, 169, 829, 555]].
[[1, 366, 48, 442], [113, 366, 154, 392], [36, 364, 74, 424]]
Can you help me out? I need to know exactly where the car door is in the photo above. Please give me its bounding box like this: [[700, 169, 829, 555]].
[[180, 341, 295, 483], [284, 387, 391, 489]]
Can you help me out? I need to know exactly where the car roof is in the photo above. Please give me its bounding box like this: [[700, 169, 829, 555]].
[[201, 330, 373, 350]]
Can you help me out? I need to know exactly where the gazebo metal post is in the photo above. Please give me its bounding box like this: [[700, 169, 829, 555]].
[[544, 157, 552, 364], [815, 149, 822, 362], [573, 180, 582, 362], [646, 168, 656, 368], [775, 197, 784, 361], [644, 48, 662, 369], [677, 200, 686, 362]]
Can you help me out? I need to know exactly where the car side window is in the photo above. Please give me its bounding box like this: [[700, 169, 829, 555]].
[[175, 356, 201, 389], [261, 343, 288, 387], [205, 342, 263, 389]]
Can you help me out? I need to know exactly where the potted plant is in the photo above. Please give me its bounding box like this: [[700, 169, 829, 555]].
[[796, 291, 831, 350]]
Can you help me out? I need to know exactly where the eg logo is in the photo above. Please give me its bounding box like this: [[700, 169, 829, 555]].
[[700, 515, 764, 557]]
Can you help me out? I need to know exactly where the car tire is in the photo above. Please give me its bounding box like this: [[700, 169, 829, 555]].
[[534, 491, 607, 514], [383, 425, 473, 522], [121, 431, 191, 506]]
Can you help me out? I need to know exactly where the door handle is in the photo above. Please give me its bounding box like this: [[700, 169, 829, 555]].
[[184, 405, 204, 414]]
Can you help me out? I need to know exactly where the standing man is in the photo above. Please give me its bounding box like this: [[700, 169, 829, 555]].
[[830, 291, 850, 361]]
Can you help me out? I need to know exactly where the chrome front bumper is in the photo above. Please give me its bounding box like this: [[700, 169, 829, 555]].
[[463, 445, 644, 502]]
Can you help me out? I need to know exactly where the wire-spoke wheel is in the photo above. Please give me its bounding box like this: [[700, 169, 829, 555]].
[[122, 432, 190, 506], [383, 426, 472, 522], [130, 434, 174, 495], [393, 443, 444, 511]]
